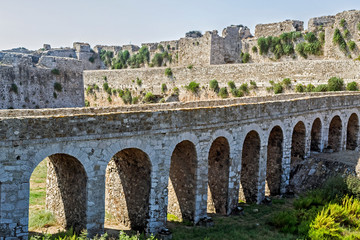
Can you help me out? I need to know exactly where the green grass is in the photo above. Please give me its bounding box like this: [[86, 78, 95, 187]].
[[169, 201, 296, 240], [30, 190, 46, 205], [29, 210, 57, 229]]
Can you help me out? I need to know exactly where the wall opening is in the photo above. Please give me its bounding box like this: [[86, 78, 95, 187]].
[[266, 126, 283, 196], [29, 154, 87, 233], [105, 148, 151, 231], [310, 118, 322, 152], [347, 113, 359, 150], [239, 131, 260, 203], [328, 116, 342, 152], [168, 140, 197, 222], [207, 137, 230, 215]]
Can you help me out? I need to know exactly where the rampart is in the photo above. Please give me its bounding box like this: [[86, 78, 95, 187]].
[[84, 60, 360, 94]]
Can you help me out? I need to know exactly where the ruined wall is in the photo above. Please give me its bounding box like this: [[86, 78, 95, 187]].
[[0, 54, 85, 109], [308, 15, 336, 33], [84, 60, 360, 95], [254, 20, 304, 38]]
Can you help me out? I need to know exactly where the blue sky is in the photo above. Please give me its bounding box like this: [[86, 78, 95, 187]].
[[0, 0, 359, 50]]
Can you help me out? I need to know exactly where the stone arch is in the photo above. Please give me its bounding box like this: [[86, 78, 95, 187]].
[[328, 115, 342, 152], [311, 118, 322, 152], [266, 126, 283, 196], [291, 121, 306, 167], [168, 140, 197, 222], [105, 148, 151, 231], [207, 137, 230, 215], [29, 153, 88, 231], [239, 130, 261, 203], [347, 113, 359, 150]]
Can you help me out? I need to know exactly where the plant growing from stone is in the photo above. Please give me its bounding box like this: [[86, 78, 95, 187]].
[[136, 78, 142, 86], [282, 78, 292, 89], [333, 29, 347, 53], [218, 87, 228, 98], [239, 83, 249, 94], [144, 92, 156, 103], [164, 68, 173, 77], [346, 81, 358, 91], [209, 79, 219, 93], [10, 83, 18, 94], [51, 68, 60, 75], [187, 64, 193, 70], [273, 83, 283, 94], [295, 84, 305, 93], [161, 83, 167, 93], [328, 77, 344, 91], [340, 18, 346, 28], [250, 80, 257, 89], [185, 81, 200, 93], [121, 89, 132, 104], [348, 41, 356, 51], [252, 46, 258, 53], [228, 81, 236, 90], [306, 83, 315, 92], [172, 87, 180, 96], [54, 82, 62, 92]]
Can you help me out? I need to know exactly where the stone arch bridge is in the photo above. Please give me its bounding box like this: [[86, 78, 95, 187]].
[[0, 92, 360, 238]]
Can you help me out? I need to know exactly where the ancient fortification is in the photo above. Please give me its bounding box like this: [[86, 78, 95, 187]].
[[1, 9, 360, 239]]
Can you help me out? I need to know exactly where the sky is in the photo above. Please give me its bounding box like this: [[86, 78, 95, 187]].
[[0, 0, 359, 51]]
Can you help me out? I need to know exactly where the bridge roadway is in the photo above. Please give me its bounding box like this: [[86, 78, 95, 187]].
[[0, 92, 359, 238]]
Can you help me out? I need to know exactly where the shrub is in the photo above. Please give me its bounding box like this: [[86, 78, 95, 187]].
[[304, 32, 317, 43], [319, 31, 325, 44], [306, 83, 315, 92], [344, 29, 350, 38], [347, 81, 358, 91], [165, 68, 173, 77], [283, 44, 294, 55], [161, 83, 167, 93], [107, 96, 112, 103], [257, 37, 269, 55], [314, 84, 328, 92], [273, 83, 283, 94], [144, 92, 156, 103], [295, 84, 305, 92], [282, 78, 292, 88], [54, 82, 62, 92], [10, 83, 18, 94], [239, 83, 249, 93], [250, 80, 257, 89], [228, 81, 236, 90], [152, 53, 163, 67], [136, 77, 142, 86], [121, 89, 132, 104], [218, 87, 228, 98], [185, 81, 200, 93], [231, 88, 244, 97], [333, 29, 347, 53], [187, 64, 193, 70], [103, 82, 109, 91], [85, 100, 90, 107], [131, 96, 139, 104], [209, 79, 219, 93], [296, 42, 307, 58], [158, 44, 164, 52], [51, 68, 60, 75], [242, 52, 250, 63], [172, 87, 180, 95], [252, 46, 258, 53], [348, 41, 356, 51], [304, 41, 322, 55], [328, 77, 344, 91], [340, 18, 346, 28], [112, 89, 117, 95], [103, 76, 107, 81]]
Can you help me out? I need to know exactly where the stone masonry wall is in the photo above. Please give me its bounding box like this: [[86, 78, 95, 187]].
[[84, 60, 360, 95]]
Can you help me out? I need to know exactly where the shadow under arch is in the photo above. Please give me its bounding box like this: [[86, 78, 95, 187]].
[[31, 153, 88, 232], [347, 113, 359, 150], [168, 140, 197, 222], [207, 136, 230, 215], [266, 126, 283, 196], [311, 118, 322, 152], [105, 148, 151, 231], [240, 130, 261, 203], [328, 115, 342, 152]]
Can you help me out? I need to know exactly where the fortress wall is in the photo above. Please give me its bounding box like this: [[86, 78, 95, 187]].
[[84, 60, 360, 94], [0, 56, 85, 109]]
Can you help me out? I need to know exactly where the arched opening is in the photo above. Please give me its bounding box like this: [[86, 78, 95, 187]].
[[328, 116, 342, 152], [168, 140, 197, 222], [105, 148, 151, 231], [266, 126, 283, 196], [29, 154, 87, 233], [347, 113, 359, 150], [239, 131, 260, 203], [207, 137, 230, 215], [311, 118, 322, 152], [291, 121, 306, 168]]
